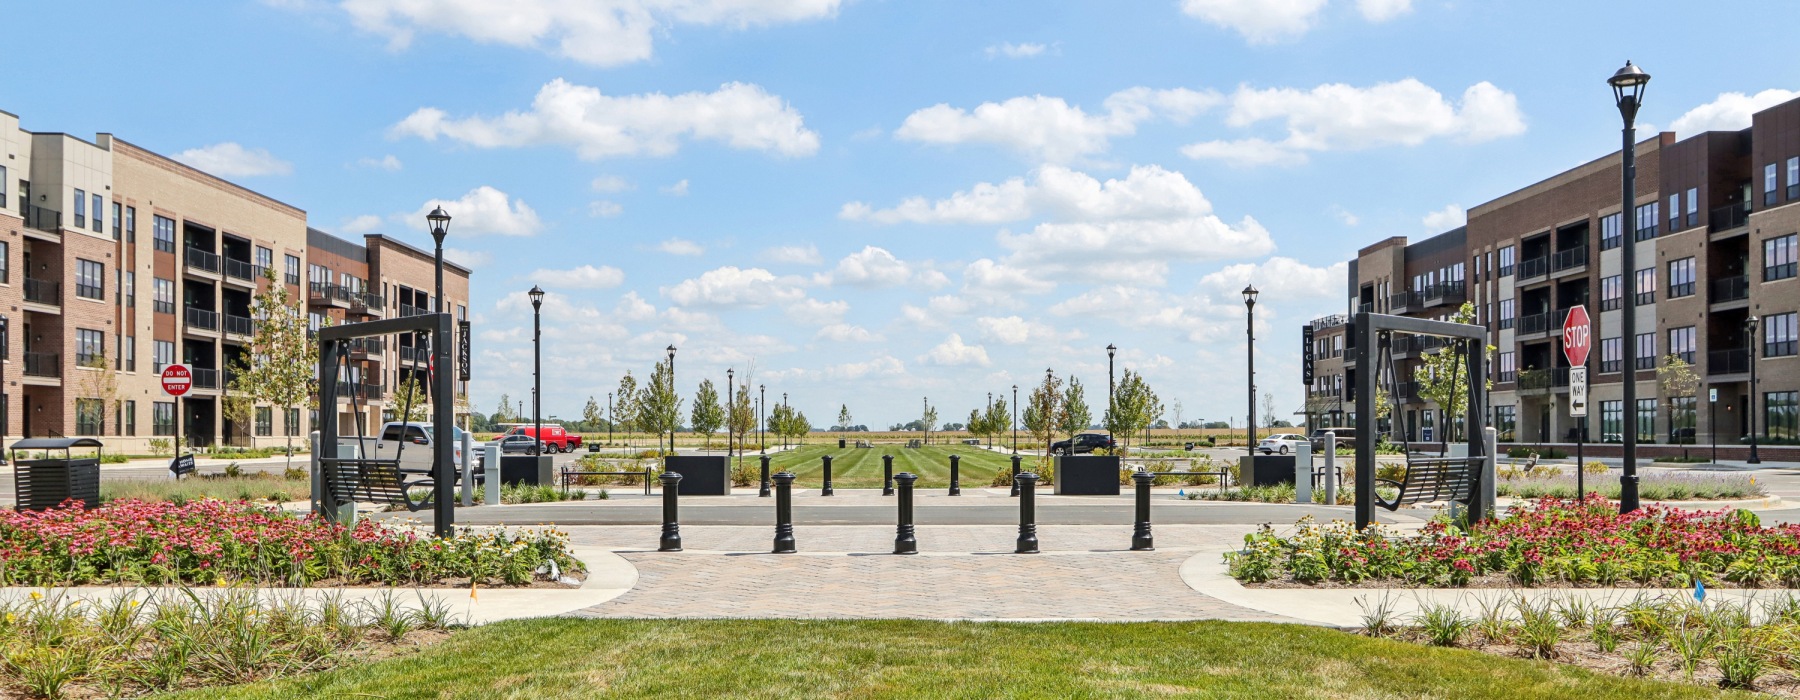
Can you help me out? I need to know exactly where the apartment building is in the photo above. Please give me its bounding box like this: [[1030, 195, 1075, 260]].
[[0, 108, 473, 453], [1306, 95, 1800, 458]]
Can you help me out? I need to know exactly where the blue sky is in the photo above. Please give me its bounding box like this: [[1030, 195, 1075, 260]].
[[13, 0, 1799, 429]]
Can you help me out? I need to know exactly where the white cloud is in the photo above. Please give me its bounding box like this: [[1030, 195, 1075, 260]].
[[841, 177, 1031, 225], [1329, 205, 1359, 226], [919, 333, 991, 367], [589, 200, 624, 218], [962, 258, 1057, 296], [338, 0, 843, 66], [847, 162, 1215, 226], [1422, 204, 1465, 231], [410, 186, 542, 236], [172, 142, 293, 177], [821, 246, 914, 287], [975, 316, 1055, 345], [528, 264, 626, 289], [784, 298, 848, 324], [1670, 89, 1800, 137], [815, 323, 881, 342], [1197, 257, 1349, 300], [340, 214, 384, 234], [590, 175, 633, 192], [614, 291, 658, 321], [1182, 80, 1526, 166], [658, 238, 706, 256], [761, 244, 822, 265], [1179, 0, 1327, 43], [662, 266, 804, 307], [393, 79, 821, 160], [356, 154, 403, 171], [1356, 0, 1412, 22], [985, 41, 1048, 59], [894, 87, 1220, 161], [442, 247, 491, 268], [661, 179, 691, 196]]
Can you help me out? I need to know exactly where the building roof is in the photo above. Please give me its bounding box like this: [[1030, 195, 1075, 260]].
[[365, 234, 474, 276], [308, 227, 368, 261]]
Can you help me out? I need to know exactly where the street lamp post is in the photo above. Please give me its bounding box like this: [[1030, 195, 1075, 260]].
[[987, 391, 993, 448], [607, 391, 614, 447], [666, 345, 677, 455], [1107, 344, 1117, 438], [783, 392, 789, 449], [727, 368, 735, 457], [1748, 316, 1763, 464], [1610, 60, 1651, 513], [426, 207, 450, 313], [759, 384, 766, 454], [529, 286, 544, 457], [1243, 285, 1259, 458], [1012, 384, 1019, 452]]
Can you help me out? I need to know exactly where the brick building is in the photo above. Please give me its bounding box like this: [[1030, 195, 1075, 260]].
[[0, 108, 472, 453], [1307, 95, 1800, 459]]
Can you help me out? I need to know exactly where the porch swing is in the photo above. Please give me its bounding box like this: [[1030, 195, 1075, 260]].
[[318, 332, 435, 511], [1369, 330, 1485, 511]]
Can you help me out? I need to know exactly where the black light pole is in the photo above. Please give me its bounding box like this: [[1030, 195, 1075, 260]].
[[529, 285, 544, 457], [1107, 344, 1117, 436], [783, 392, 789, 449], [607, 391, 614, 447], [1012, 384, 1019, 452], [727, 368, 735, 457], [1748, 316, 1763, 464], [759, 384, 766, 454], [987, 392, 993, 448], [1610, 60, 1651, 513], [1243, 284, 1259, 457], [666, 345, 677, 455]]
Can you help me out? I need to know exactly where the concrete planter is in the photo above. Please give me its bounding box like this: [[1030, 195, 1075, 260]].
[[664, 456, 732, 495], [1053, 455, 1121, 495]]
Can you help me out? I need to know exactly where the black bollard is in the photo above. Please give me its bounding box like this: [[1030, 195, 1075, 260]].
[[759, 455, 772, 498], [894, 472, 918, 554], [1015, 471, 1040, 554], [772, 471, 797, 553], [882, 454, 895, 496], [1009, 455, 1022, 497], [948, 454, 961, 496], [658, 471, 683, 552], [1131, 470, 1155, 551], [821, 455, 834, 496]]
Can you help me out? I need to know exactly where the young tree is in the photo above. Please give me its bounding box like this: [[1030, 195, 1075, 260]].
[[691, 379, 724, 449], [1057, 377, 1092, 449], [1658, 354, 1701, 445], [1415, 302, 1496, 445], [582, 396, 603, 433], [1171, 398, 1184, 442], [391, 376, 431, 422], [1260, 392, 1278, 433], [1104, 369, 1163, 452], [967, 408, 984, 443], [983, 397, 1010, 449], [614, 372, 639, 449], [233, 268, 319, 470], [728, 382, 755, 459], [921, 404, 939, 446], [637, 359, 682, 454], [790, 409, 812, 445], [837, 404, 852, 439], [76, 354, 121, 437], [1024, 372, 1063, 463]]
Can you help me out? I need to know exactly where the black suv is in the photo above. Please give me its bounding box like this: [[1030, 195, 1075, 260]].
[[1051, 433, 1115, 455], [1309, 428, 1355, 453]]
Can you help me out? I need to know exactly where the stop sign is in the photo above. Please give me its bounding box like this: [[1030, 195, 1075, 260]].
[[160, 363, 193, 397], [1562, 306, 1592, 367]]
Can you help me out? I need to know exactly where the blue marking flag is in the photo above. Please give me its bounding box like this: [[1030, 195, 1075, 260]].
[[1695, 580, 1707, 603]]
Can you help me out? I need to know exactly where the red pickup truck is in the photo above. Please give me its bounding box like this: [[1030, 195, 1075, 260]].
[[504, 425, 583, 453]]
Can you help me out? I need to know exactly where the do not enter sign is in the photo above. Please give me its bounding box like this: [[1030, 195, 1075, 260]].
[[1562, 306, 1592, 368], [161, 363, 193, 397]]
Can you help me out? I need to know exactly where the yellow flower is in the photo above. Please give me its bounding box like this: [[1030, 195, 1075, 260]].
[[29, 591, 43, 601], [4, 612, 15, 624]]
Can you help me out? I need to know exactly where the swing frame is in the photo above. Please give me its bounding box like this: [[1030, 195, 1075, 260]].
[[1352, 312, 1489, 531]]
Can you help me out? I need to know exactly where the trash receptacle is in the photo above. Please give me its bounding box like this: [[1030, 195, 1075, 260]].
[[11, 437, 105, 511], [839, 439, 846, 448]]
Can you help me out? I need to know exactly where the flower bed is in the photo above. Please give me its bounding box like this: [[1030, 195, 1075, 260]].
[[1496, 469, 1762, 501], [0, 500, 583, 588], [1229, 496, 1800, 588]]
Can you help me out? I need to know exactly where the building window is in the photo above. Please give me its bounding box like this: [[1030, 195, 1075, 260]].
[[309, 264, 331, 286], [256, 246, 273, 274], [91, 193, 102, 233], [154, 340, 174, 373], [1670, 397, 1696, 444], [1498, 246, 1515, 276], [1790, 157, 1800, 201], [285, 255, 301, 286], [1669, 192, 1680, 231], [1766, 312, 1798, 358], [1686, 187, 1698, 228], [1497, 351, 1515, 383], [1600, 274, 1622, 311], [286, 407, 302, 437], [256, 406, 273, 436], [1636, 398, 1657, 443], [153, 278, 175, 314], [124, 334, 136, 372], [112, 202, 122, 238], [1636, 333, 1655, 370], [1768, 163, 1781, 206], [1635, 268, 1656, 305], [153, 215, 176, 253], [125, 206, 136, 242], [125, 272, 135, 308], [1634, 202, 1659, 241], [76, 399, 104, 436], [153, 402, 176, 436], [73, 188, 87, 228], [1767, 234, 1798, 282], [1600, 336, 1622, 373], [1600, 213, 1622, 250], [1601, 400, 1623, 443], [76, 328, 104, 367], [75, 259, 104, 300], [1668, 257, 1695, 298], [1493, 405, 1516, 442], [1668, 326, 1696, 364], [1769, 391, 1799, 442], [0, 241, 8, 284], [1497, 299, 1515, 329], [124, 400, 136, 437]]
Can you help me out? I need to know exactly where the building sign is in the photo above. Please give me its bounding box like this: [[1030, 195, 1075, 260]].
[[1301, 324, 1315, 385], [458, 321, 471, 382]]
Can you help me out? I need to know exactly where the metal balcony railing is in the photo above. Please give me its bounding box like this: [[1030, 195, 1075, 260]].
[[191, 368, 219, 390], [23, 352, 59, 378], [223, 314, 255, 337], [223, 258, 257, 282], [24, 278, 59, 305], [346, 337, 384, 356], [1712, 275, 1750, 303], [399, 303, 424, 317], [1517, 256, 1549, 280], [185, 247, 221, 274], [185, 307, 219, 331], [335, 382, 386, 400], [1422, 282, 1465, 306], [1519, 312, 1551, 335], [1710, 202, 1750, 232], [1551, 246, 1589, 272]]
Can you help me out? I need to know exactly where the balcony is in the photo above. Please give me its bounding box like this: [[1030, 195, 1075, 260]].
[[309, 282, 352, 306], [223, 314, 255, 337], [223, 258, 258, 283], [185, 307, 219, 332], [335, 381, 386, 400], [24, 206, 61, 235], [349, 291, 386, 316], [399, 303, 425, 318], [1422, 282, 1465, 307], [1518, 311, 1552, 336], [23, 278, 59, 306], [1517, 256, 1549, 281], [1551, 246, 1588, 273], [1711, 275, 1749, 303], [1389, 291, 1421, 314], [185, 247, 220, 275], [192, 368, 219, 390], [23, 352, 59, 378], [1357, 302, 1374, 314], [1710, 202, 1750, 233], [346, 337, 384, 358], [399, 345, 427, 365]]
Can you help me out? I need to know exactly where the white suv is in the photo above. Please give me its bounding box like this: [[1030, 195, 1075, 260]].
[[1257, 433, 1308, 455]]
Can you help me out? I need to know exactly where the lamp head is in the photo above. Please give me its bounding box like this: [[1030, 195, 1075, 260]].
[[1608, 60, 1651, 122], [667, 344, 677, 360], [1242, 284, 1259, 309], [1107, 343, 1116, 358], [527, 285, 544, 309], [1748, 315, 1760, 333], [426, 205, 451, 242]]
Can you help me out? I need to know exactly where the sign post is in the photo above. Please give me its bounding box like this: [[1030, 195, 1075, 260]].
[[1709, 386, 1719, 465], [160, 364, 193, 478], [1562, 307, 1591, 499]]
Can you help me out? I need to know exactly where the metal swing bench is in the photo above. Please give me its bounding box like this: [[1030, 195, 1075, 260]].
[[319, 333, 436, 512], [1369, 330, 1485, 511]]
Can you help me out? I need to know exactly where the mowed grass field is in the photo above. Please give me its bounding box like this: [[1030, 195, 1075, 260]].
[[170, 618, 1741, 700], [733, 444, 1034, 490]]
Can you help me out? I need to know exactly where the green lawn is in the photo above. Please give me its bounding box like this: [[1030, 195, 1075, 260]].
[[169, 618, 1739, 699], [731, 444, 1028, 489]]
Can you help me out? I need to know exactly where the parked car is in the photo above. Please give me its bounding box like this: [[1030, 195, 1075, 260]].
[[1257, 433, 1309, 455], [346, 421, 469, 472], [502, 425, 582, 453], [1050, 433, 1116, 456], [1309, 428, 1356, 453], [490, 433, 546, 455]]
